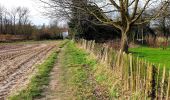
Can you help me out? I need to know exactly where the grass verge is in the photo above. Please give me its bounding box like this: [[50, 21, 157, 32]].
[[9, 50, 59, 100], [60, 41, 97, 99]]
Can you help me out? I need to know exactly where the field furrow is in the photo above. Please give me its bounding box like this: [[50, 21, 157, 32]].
[[0, 42, 58, 99]]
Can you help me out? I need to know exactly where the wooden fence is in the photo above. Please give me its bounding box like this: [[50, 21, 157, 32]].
[[77, 39, 170, 100]]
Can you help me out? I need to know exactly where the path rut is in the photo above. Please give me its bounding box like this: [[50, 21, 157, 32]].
[[38, 47, 72, 100]]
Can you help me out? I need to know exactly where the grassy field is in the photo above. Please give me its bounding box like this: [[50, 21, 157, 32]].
[[130, 46, 170, 69]]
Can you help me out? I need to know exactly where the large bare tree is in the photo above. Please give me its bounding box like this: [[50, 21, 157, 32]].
[[39, 0, 170, 52]]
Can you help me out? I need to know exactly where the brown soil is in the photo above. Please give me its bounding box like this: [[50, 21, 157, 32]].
[[0, 41, 59, 100]]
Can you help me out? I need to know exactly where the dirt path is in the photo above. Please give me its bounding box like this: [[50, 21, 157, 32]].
[[36, 42, 108, 100], [43, 52, 63, 100], [38, 47, 71, 100]]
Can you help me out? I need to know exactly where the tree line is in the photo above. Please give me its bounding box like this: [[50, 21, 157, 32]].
[[0, 5, 64, 40], [0, 6, 32, 36]]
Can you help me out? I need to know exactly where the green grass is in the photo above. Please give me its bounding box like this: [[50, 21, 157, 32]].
[[130, 46, 170, 69], [9, 50, 59, 100], [59, 39, 69, 48], [61, 41, 97, 99]]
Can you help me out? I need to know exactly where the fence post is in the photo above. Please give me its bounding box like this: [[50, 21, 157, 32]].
[[161, 66, 166, 100], [129, 54, 133, 92], [156, 65, 160, 100], [166, 71, 170, 100], [151, 65, 156, 99]]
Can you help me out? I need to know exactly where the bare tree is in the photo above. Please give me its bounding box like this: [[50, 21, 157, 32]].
[[155, 3, 170, 37], [0, 5, 5, 34], [16, 7, 30, 34], [17, 7, 30, 25], [10, 8, 18, 34], [41, 0, 170, 52], [3, 9, 10, 34]]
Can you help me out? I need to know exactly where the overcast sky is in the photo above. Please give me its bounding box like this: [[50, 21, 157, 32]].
[[0, 0, 49, 25]]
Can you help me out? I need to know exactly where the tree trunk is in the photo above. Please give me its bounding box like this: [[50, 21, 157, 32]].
[[0, 16, 2, 34], [14, 17, 16, 34], [120, 33, 129, 53]]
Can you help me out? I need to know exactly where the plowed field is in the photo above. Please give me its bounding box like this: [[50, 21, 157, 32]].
[[0, 41, 59, 99]]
